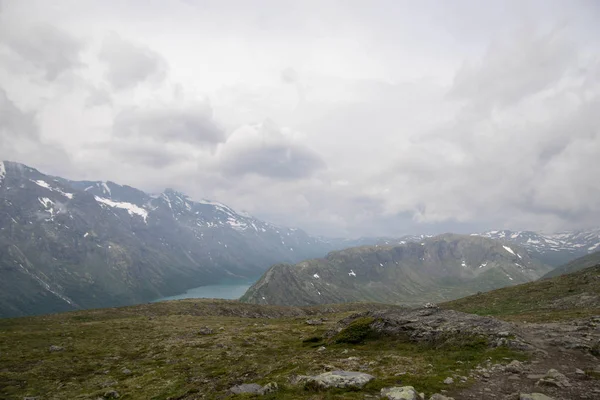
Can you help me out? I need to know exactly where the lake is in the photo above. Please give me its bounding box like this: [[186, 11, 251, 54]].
[[152, 279, 257, 302]]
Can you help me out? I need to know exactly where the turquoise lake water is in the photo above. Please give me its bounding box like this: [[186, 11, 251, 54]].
[[153, 279, 257, 302]]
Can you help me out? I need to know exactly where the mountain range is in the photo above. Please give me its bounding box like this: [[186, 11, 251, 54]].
[[1, 160, 599, 318], [240, 233, 554, 306], [0, 161, 337, 317]]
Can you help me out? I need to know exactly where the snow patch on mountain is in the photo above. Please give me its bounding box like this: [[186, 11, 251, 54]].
[[95, 196, 148, 222], [503, 245, 516, 255]]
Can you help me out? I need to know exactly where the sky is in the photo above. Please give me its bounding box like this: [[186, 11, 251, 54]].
[[1, 0, 599, 238]]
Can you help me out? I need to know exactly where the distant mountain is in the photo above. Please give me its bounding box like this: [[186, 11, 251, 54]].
[[0, 161, 335, 318], [541, 251, 600, 279], [476, 229, 600, 266], [240, 233, 553, 307]]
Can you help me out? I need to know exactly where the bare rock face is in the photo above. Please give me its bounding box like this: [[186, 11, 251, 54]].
[[303, 370, 374, 389]]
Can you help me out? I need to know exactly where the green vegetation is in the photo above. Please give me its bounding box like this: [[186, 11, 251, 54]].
[[442, 265, 600, 322], [0, 299, 524, 399], [331, 317, 376, 344]]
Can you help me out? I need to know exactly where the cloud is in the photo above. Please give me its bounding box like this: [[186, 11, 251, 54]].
[[0, 87, 70, 171], [218, 121, 325, 180], [450, 27, 575, 112], [0, 22, 84, 81], [113, 101, 226, 146], [99, 32, 167, 90], [85, 86, 112, 108]]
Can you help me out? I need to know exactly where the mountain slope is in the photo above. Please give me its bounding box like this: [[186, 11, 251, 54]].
[[478, 229, 600, 266], [541, 251, 600, 279], [0, 161, 334, 318], [443, 264, 600, 322], [240, 234, 553, 306]]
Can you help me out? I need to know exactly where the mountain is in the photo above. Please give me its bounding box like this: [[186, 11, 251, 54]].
[[240, 233, 553, 307], [443, 263, 600, 322], [477, 229, 600, 266], [0, 161, 335, 318], [541, 250, 600, 279]]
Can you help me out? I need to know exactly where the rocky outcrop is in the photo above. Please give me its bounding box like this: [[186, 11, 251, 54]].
[[298, 370, 374, 389], [327, 307, 532, 350]]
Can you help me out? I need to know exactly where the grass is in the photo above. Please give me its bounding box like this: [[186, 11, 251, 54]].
[[442, 265, 600, 322], [0, 299, 526, 400]]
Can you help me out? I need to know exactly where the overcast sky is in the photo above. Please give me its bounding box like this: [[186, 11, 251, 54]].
[[1, 0, 599, 237]]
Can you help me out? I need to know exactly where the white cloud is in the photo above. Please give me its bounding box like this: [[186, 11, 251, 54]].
[[0, 0, 598, 237]]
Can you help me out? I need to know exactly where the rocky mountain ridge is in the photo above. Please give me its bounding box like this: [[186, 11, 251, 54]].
[[0, 161, 335, 317], [240, 234, 553, 307]]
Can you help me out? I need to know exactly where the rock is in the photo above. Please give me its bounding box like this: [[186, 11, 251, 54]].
[[591, 340, 600, 356], [121, 368, 132, 375], [430, 395, 454, 400], [198, 326, 213, 335], [316, 346, 326, 352], [229, 383, 264, 395], [380, 386, 419, 400], [304, 370, 374, 389], [536, 369, 570, 388], [103, 390, 120, 399], [506, 360, 525, 374], [519, 394, 554, 400], [262, 382, 278, 394], [424, 303, 439, 309], [49, 345, 64, 352], [23, 397, 38, 400], [575, 368, 586, 376], [306, 319, 323, 325], [443, 377, 454, 384], [508, 375, 521, 381]]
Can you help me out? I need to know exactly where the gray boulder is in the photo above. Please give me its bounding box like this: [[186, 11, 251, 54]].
[[536, 369, 570, 388], [430, 395, 454, 400], [49, 345, 64, 352], [443, 377, 454, 384], [520, 394, 554, 400], [304, 370, 374, 389], [506, 360, 525, 374], [229, 382, 278, 395], [381, 386, 421, 400]]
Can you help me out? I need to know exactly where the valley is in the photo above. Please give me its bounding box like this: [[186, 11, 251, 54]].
[[1, 263, 599, 399]]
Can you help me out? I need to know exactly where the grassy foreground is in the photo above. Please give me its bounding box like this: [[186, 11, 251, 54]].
[[442, 265, 600, 322], [0, 300, 524, 400]]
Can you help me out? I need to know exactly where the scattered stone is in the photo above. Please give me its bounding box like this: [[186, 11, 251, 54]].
[[103, 390, 119, 399], [229, 383, 264, 395], [261, 382, 278, 394], [306, 319, 323, 325], [304, 370, 374, 389], [316, 346, 326, 352], [443, 377, 454, 384], [508, 375, 521, 381], [498, 331, 511, 337], [506, 360, 525, 374], [198, 327, 213, 335], [424, 303, 439, 309], [536, 369, 570, 388], [430, 395, 454, 400], [380, 386, 419, 400], [519, 394, 554, 400], [121, 368, 131, 375], [23, 397, 38, 400], [49, 345, 64, 352], [575, 368, 586, 376]]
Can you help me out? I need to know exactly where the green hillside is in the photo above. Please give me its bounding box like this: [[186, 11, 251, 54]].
[[542, 250, 600, 279], [442, 264, 600, 322]]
